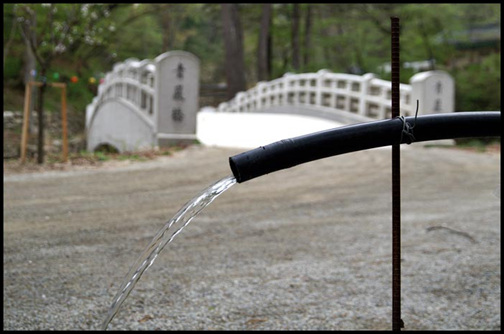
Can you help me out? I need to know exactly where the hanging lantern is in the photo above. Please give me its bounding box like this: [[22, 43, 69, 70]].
[[88, 77, 96, 84], [99, 78, 105, 84], [53, 72, 60, 80], [70, 76, 79, 83], [31, 69, 37, 77]]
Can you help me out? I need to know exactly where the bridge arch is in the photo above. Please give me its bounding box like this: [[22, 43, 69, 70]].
[[94, 143, 120, 154], [87, 99, 155, 152]]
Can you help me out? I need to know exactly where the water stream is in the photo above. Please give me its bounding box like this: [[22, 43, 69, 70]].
[[101, 175, 237, 330]]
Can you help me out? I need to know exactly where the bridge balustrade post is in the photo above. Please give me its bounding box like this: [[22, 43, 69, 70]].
[[137, 77, 142, 111], [123, 79, 127, 101], [105, 73, 112, 97], [294, 77, 301, 106], [315, 70, 328, 107], [344, 79, 351, 112], [265, 83, 272, 109], [381, 83, 391, 119], [236, 92, 246, 112], [257, 82, 267, 110], [359, 73, 376, 117], [282, 73, 291, 106], [255, 83, 262, 110]]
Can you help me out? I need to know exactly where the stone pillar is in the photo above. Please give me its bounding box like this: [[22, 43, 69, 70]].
[[155, 51, 200, 147], [410, 70, 454, 114]]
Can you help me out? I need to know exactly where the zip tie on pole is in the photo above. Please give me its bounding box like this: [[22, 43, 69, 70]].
[[398, 100, 419, 144]]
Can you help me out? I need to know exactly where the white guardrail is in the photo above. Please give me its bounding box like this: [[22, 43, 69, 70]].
[[86, 58, 156, 129], [214, 69, 454, 120]]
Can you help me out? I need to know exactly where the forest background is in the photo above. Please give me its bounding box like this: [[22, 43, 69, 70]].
[[3, 3, 501, 162]]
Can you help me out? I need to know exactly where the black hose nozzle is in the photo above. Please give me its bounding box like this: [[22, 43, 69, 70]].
[[229, 112, 501, 183]]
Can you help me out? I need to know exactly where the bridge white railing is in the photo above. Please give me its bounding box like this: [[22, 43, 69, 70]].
[[86, 58, 156, 129], [215, 69, 454, 120]]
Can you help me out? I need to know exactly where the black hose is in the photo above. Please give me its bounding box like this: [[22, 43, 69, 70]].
[[229, 111, 501, 183]]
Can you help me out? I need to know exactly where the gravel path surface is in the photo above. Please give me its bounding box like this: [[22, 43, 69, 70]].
[[3, 144, 500, 330]]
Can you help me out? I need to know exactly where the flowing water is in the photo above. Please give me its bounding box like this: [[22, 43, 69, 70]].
[[101, 175, 237, 330]]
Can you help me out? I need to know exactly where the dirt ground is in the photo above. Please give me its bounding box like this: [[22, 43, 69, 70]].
[[3, 144, 501, 330]]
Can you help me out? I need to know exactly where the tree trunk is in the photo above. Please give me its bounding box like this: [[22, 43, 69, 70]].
[[160, 5, 173, 52], [291, 4, 301, 71], [257, 4, 272, 82], [303, 4, 312, 68], [267, 32, 272, 78], [418, 21, 436, 70], [24, 36, 37, 135], [20, 12, 38, 135], [221, 4, 247, 99]]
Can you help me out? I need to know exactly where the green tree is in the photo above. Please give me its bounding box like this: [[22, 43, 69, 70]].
[[291, 3, 301, 71], [221, 4, 246, 99], [4, 3, 500, 140], [14, 4, 118, 163], [257, 4, 272, 81]]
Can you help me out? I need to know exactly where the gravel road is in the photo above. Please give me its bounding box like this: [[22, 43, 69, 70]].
[[3, 144, 500, 330]]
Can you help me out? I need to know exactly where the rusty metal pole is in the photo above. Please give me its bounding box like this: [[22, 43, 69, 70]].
[[391, 16, 403, 331]]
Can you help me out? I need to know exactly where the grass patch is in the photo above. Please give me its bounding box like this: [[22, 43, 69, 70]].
[[456, 140, 488, 152], [4, 143, 195, 176], [421, 138, 500, 154], [455, 138, 500, 153]]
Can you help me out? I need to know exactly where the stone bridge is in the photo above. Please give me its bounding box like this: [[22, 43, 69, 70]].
[[86, 51, 199, 152], [86, 51, 454, 151]]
